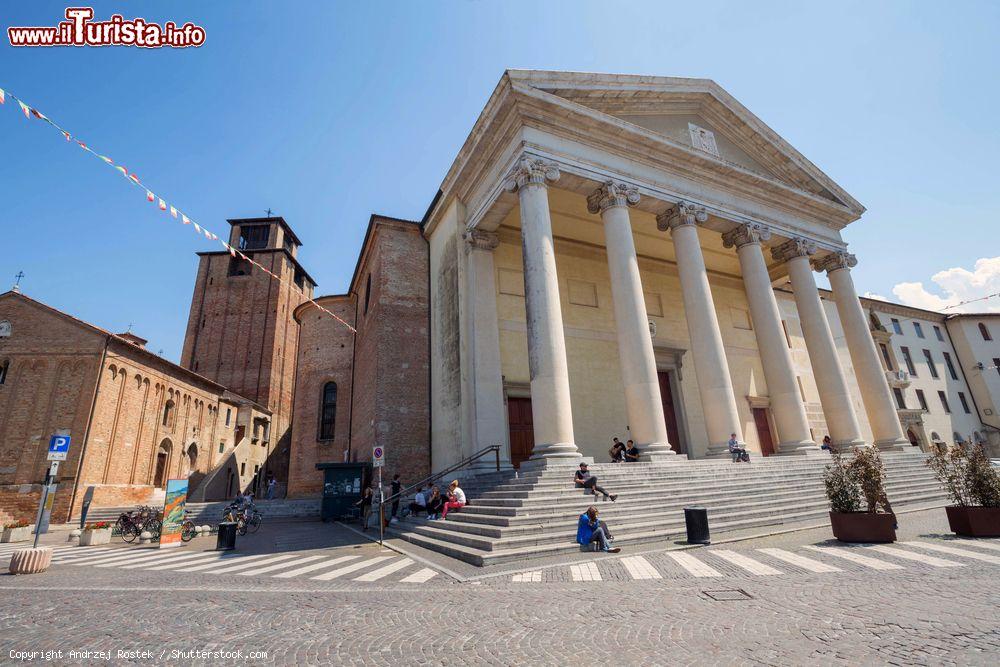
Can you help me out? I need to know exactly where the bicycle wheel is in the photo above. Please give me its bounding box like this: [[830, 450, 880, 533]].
[[180, 520, 196, 542], [246, 513, 262, 534], [237, 518, 248, 536], [121, 523, 139, 543], [146, 519, 162, 538]]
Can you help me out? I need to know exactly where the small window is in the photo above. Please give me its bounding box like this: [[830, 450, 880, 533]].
[[796, 376, 807, 402], [228, 255, 253, 276], [781, 321, 793, 348], [914, 322, 924, 339], [933, 325, 944, 342], [938, 391, 951, 414], [893, 388, 906, 410], [225, 408, 232, 426], [943, 352, 959, 381], [0, 360, 8, 385], [240, 461, 246, 475], [879, 344, 893, 371], [891, 318, 902, 335], [958, 392, 971, 414], [980, 323, 993, 341], [218, 442, 225, 454], [923, 349, 938, 379], [319, 381, 338, 440], [238, 224, 269, 250], [364, 274, 372, 315], [915, 389, 928, 412], [162, 400, 175, 428], [900, 347, 917, 376]]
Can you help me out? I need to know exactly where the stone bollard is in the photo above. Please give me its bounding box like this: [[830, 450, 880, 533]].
[[9, 547, 53, 574], [68, 529, 82, 542], [201, 525, 211, 534], [138, 531, 153, 545]]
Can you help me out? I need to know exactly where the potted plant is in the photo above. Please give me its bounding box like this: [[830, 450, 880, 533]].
[[80, 521, 112, 546], [824, 447, 896, 543], [1, 520, 32, 543], [927, 443, 1000, 537]]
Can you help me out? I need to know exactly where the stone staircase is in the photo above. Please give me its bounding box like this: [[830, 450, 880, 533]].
[[387, 451, 949, 566]]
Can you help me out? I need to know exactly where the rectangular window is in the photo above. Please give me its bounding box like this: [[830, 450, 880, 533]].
[[923, 349, 938, 379], [958, 392, 971, 414], [891, 318, 902, 335], [901, 346, 917, 376], [782, 321, 793, 348], [933, 325, 944, 342], [240, 462, 246, 475], [915, 389, 928, 411], [227, 255, 253, 276], [938, 391, 951, 414], [225, 408, 232, 426], [879, 344, 893, 371], [218, 442, 225, 454], [238, 224, 269, 250], [943, 352, 959, 381], [981, 323, 993, 341], [893, 388, 906, 410], [913, 322, 924, 338]]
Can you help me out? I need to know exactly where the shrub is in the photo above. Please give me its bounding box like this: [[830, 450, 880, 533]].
[[84, 521, 110, 531], [926, 444, 972, 506], [966, 445, 1000, 507], [848, 446, 889, 514], [824, 454, 861, 513], [4, 519, 30, 530], [931, 444, 1000, 508]]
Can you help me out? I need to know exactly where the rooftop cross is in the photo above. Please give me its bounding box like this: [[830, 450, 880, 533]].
[[12, 271, 24, 293]]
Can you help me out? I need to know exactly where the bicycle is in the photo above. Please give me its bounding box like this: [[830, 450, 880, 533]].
[[180, 518, 197, 542]]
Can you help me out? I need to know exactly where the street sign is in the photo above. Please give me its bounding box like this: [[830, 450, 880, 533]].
[[47, 434, 71, 461], [372, 445, 385, 468], [48, 461, 60, 476]]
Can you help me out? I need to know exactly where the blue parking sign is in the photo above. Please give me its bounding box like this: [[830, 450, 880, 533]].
[[48, 434, 71, 461]]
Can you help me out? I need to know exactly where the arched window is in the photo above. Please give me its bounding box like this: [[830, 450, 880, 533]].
[[319, 382, 337, 441], [980, 322, 993, 341], [162, 400, 175, 428], [930, 431, 942, 442], [953, 431, 965, 444]]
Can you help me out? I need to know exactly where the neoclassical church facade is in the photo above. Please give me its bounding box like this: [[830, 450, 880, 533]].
[[2, 70, 996, 523]]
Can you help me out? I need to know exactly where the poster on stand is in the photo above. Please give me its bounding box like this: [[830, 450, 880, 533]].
[[160, 478, 188, 548]]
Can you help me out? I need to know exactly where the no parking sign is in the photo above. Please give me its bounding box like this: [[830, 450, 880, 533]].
[[372, 446, 385, 468]]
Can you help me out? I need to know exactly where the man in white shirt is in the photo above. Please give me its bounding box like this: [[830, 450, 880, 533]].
[[404, 485, 427, 518]]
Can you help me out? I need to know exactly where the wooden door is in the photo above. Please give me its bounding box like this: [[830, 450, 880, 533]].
[[154, 452, 168, 487], [752, 408, 776, 457], [657, 371, 684, 455], [507, 397, 535, 468]]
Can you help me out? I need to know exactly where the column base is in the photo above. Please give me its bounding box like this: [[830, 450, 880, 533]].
[[519, 454, 592, 472], [775, 440, 823, 456], [874, 437, 910, 452], [703, 443, 735, 459], [832, 438, 869, 453], [638, 442, 677, 461]]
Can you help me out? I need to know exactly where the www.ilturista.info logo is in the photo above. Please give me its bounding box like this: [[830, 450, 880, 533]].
[[8, 7, 206, 48]]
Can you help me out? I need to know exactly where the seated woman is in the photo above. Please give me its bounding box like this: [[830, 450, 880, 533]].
[[441, 479, 466, 519], [425, 486, 444, 520], [609, 439, 626, 463], [576, 506, 620, 553]]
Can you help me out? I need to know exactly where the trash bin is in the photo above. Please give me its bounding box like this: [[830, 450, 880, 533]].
[[216, 522, 238, 551], [684, 506, 711, 545]]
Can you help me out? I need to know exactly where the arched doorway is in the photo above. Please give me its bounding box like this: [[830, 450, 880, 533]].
[[154, 439, 172, 488], [906, 429, 920, 447], [187, 443, 198, 473]]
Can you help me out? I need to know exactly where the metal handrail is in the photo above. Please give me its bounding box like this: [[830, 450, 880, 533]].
[[378, 444, 501, 508]]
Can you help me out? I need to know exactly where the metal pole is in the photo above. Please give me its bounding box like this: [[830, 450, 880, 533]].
[[495, 445, 500, 472], [377, 466, 384, 547], [32, 466, 52, 549]]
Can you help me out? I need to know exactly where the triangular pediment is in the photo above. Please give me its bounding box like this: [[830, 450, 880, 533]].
[[506, 70, 862, 214]]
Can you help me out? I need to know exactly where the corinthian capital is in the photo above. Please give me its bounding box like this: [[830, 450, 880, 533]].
[[504, 157, 560, 193], [812, 251, 858, 273], [465, 229, 500, 252], [586, 181, 640, 214], [656, 201, 708, 232], [770, 237, 818, 263], [721, 222, 772, 249]]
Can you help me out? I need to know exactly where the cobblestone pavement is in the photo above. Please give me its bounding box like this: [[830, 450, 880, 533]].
[[2, 523, 999, 665]]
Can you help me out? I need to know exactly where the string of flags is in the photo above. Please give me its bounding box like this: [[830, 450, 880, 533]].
[[0, 85, 357, 334]]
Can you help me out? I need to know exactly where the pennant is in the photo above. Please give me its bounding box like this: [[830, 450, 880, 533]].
[[193, 222, 202, 234], [98, 155, 113, 164], [203, 228, 213, 240], [0, 87, 5, 104], [181, 214, 191, 225], [208, 232, 218, 241], [129, 173, 141, 185], [62, 131, 71, 141], [114, 165, 128, 178], [170, 206, 178, 218], [158, 198, 167, 211], [146, 191, 154, 202], [30, 108, 46, 121], [225, 244, 236, 257], [18, 101, 30, 118], [76, 140, 87, 150]]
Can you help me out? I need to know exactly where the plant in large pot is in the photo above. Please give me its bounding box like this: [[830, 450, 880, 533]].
[[926, 443, 1000, 537], [1, 519, 32, 544], [824, 447, 896, 543], [79, 521, 112, 546]]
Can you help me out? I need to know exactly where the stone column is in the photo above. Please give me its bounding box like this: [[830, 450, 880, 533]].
[[817, 252, 909, 451], [504, 157, 579, 463], [722, 223, 817, 455], [464, 229, 513, 467], [771, 239, 866, 450], [657, 202, 744, 457], [588, 182, 674, 459]]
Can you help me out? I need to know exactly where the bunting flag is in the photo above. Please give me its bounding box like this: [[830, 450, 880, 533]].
[[0, 85, 358, 334]]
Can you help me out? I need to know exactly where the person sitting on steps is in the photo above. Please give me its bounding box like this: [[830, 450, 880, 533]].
[[577, 505, 620, 553], [728, 433, 750, 463], [574, 462, 617, 502], [624, 439, 640, 463], [425, 486, 444, 520], [609, 438, 626, 463], [441, 479, 466, 519], [403, 485, 427, 518]]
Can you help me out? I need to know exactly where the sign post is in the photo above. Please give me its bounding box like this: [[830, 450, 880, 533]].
[[373, 446, 385, 546], [160, 479, 189, 548], [32, 431, 72, 548]]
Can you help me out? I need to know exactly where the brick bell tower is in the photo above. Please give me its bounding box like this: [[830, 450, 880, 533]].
[[181, 216, 316, 494]]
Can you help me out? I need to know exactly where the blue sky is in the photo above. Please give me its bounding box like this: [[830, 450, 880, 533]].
[[2, 1, 998, 360]]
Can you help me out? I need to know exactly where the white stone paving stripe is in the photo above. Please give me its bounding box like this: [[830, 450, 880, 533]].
[[237, 554, 327, 576], [569, 562, 601, 581], [92, 551, 187, 568], [200, 553, 301, 575], [311, 556, 393, 581], [400, 567, 439, 583], [864, 544, 965, 568], [144, 553, 230, 571], [511, 571, 542, 583], [802, 545, 904, 571], [52, 550, 152, 567], [354, 558, 414, 582], [757, 548, 841, 573], [667, 552, 722, 578], [903, 540, 1000, 565], [272, 555, 360, 579], [51, 548, 109, 561], [620, 556, 662, 580], [711, 550, 783, 576], [950, 538, 1000, 553], [174, 554, 271, 573], [122, 551, 222, 569]]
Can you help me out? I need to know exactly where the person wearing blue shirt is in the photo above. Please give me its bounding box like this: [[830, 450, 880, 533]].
[[576, 506, 620, 553]]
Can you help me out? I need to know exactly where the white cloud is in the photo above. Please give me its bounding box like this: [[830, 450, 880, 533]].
[[890, 256, 1000, 313], [862, 291, 888, 301]]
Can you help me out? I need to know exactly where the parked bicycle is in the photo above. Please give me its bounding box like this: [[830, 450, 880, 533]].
[[222, 500, 262, 535], [115, 505, 162, 543]]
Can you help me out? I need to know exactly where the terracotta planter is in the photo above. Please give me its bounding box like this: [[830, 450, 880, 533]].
[[8, 547, 53, 574], [829, 511, 896, 543], [1, 526, 31, 543], [79, 528, 112, 546], [945, 505, 1000, 538]]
